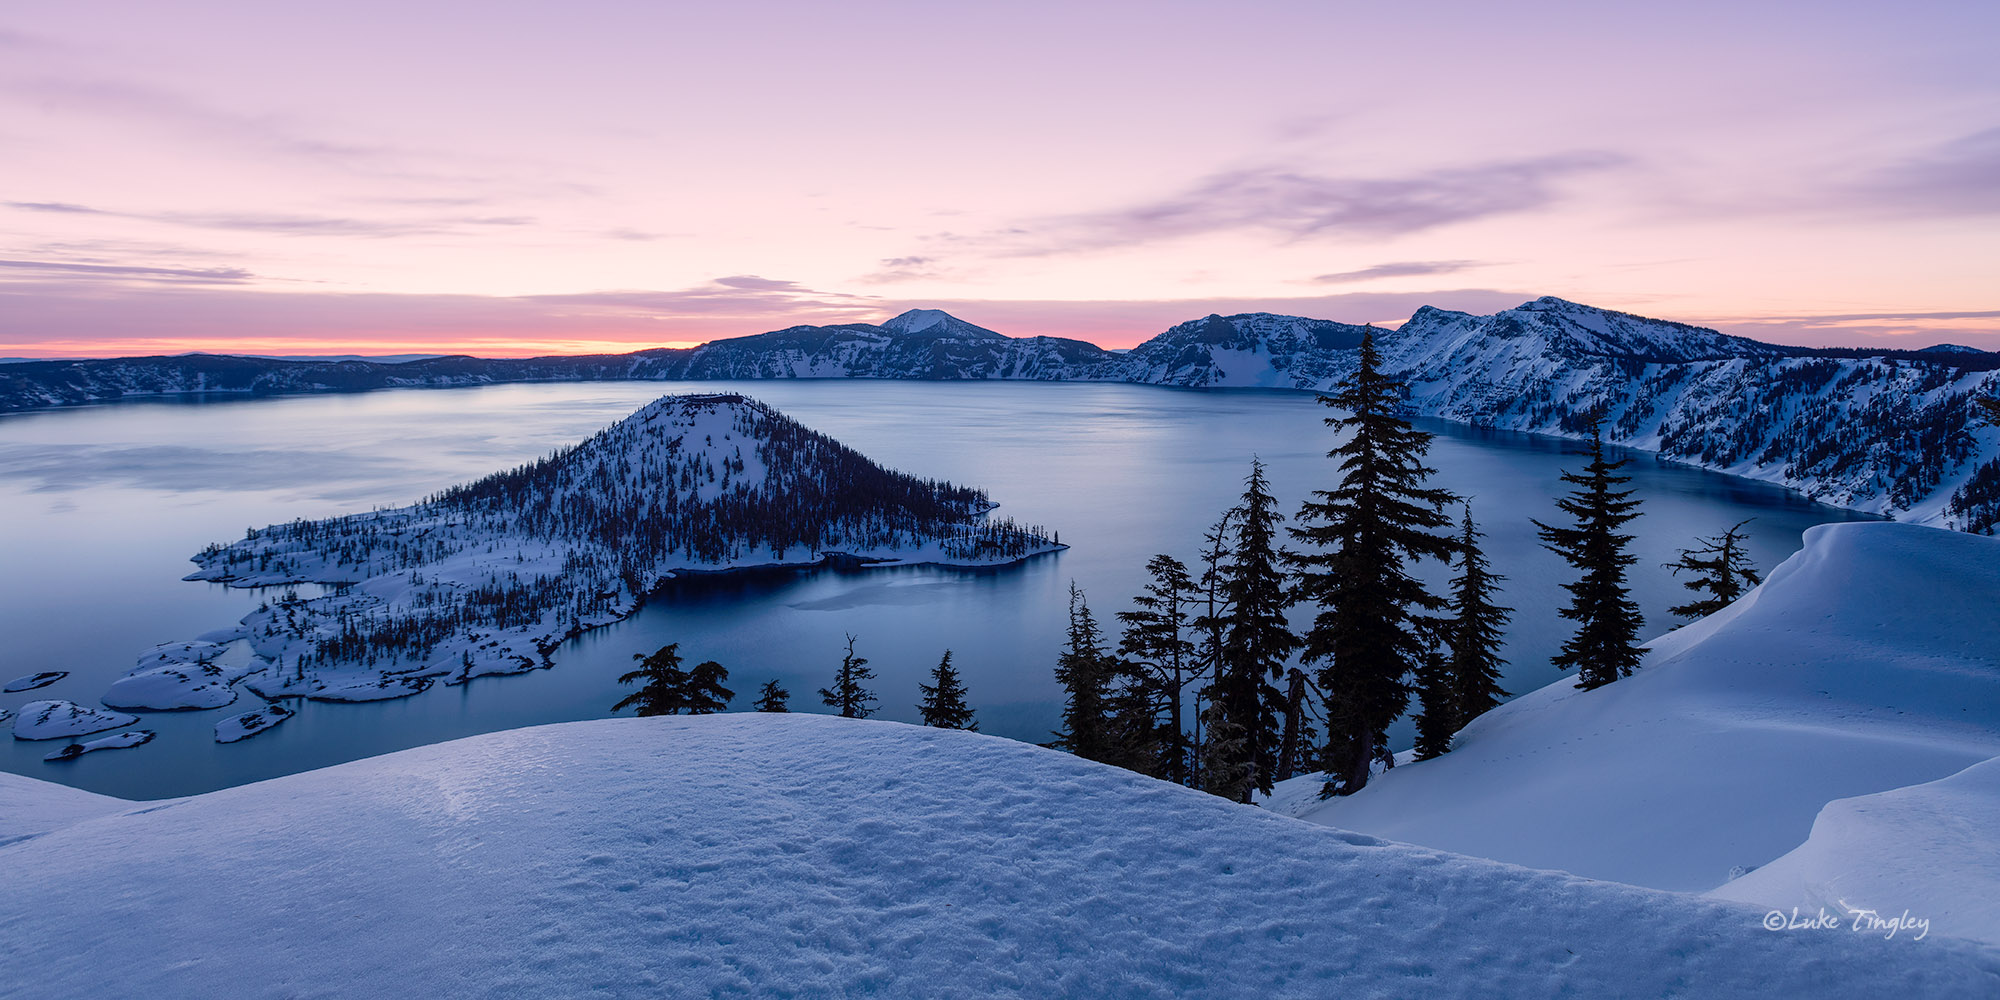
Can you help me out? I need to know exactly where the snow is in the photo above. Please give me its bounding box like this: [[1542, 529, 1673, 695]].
[[101, 641, 253, 710], [1282, 522, 2000, 905], [10, 700, 140, 741], [3, 671, 67, 693], [0, 770, 129, 842], [214, 702, 294, 743], [43, 729, 155, 761], [2, 714, 1993, 997], [1711, 754, 2000, 945]]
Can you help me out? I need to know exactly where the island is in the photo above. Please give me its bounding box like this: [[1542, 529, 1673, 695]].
[[169, 393, 1062, 707]]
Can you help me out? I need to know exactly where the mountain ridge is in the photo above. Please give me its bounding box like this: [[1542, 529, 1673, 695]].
[[5, 298, 1996, 531]]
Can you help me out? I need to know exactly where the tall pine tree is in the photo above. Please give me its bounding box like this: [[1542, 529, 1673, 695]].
[[1188, 509, 1238, 789], [1210, 458, 1301, 801], [1446, 504, 1511, 723], [917, 650, 978, 730], [1665, 519, 1760, 619], [819, 633, 878, 718], [1290, 329, 1457, 796], [1533, 423, 1645, 689], [1116, 554, 1198, 784], [1051, 583, 1116, 762]]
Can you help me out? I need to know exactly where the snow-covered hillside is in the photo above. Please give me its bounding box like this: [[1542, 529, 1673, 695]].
[[2, 715, 1991, 997], [1119, 298, 2000, 531], [171, 393, 1059, 706], [1711, 755, 2000, 945], [1271, 523, 2000, 935]]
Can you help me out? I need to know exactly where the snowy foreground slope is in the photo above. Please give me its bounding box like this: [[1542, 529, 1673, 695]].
[[1280, 523, 2000, 921], [2, 716, 1993, 998]]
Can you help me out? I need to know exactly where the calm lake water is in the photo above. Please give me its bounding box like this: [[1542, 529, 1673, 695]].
[[0, 380, 1874, 798]]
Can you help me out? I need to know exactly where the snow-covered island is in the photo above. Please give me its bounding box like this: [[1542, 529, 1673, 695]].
[[174, 393, 1061, 704]]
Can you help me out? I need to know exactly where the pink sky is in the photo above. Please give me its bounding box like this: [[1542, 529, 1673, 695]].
[[2, 2, 1996, 356]]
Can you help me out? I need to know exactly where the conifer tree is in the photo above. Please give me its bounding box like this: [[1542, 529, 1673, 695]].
[[754, 679, 791, 712], [1117, 554, 1198, 784], [681, 661, 734, 714], [1533, 423, 1646, 689], [819, 633, 878, 718], [1188, 509, 1238, 788], [613, 643, 733, 715], [917, 650, 978, 730], [1199, 701, 1254, 802], [1051, 583, 1116, 762], [1103, 658, 1165, 775], [1446, 504, 1511, 722], [1666, 519, 1760, 619], [1210, 458, 1302, 801], [1290, 329, 1457, 796], [1411, 650, 1456, 760]]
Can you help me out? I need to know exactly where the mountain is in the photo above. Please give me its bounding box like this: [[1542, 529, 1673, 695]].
[[6, 301, 1997, 530], [1264, 522, 2000, 928], [4, 714, 1994, 995], [171, 393, 1058, 706], [672, 310, 1111, 380]]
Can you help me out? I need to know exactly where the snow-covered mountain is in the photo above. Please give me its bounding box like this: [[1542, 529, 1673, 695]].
[[1264, 522, 2000, 942], [6, 301, 1996, 530], [4, 714, 1994, 996], [1109, 299, 2000, 531], [670, 311, 1112, 380], [167, 393, 1058, 710]]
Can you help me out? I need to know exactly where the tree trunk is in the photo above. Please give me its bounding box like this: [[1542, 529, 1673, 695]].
[[1276, 669, 1305, 782]]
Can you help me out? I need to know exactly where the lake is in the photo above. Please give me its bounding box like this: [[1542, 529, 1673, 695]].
[[0, 380, 1875, 798]]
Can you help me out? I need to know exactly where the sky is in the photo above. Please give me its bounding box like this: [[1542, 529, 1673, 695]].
[[2, 1, 1996, 357]]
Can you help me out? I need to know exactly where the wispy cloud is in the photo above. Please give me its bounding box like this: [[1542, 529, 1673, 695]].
[[0, 258, 251, 283], [6, 200, 103, 214], [1847, 126, 2000, 216], [858, 255, 950, 284], [1311, 260, 1487, 284], [960, 153, 1625, 257], [1691, 307, 2000, 350], [4, 198, 535, 238]]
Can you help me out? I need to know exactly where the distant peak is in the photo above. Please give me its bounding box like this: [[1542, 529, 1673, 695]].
[[879, 308, 1003, 339], [1521, 295, 1586, 311]]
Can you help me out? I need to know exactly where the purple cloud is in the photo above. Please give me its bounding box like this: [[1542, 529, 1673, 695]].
[[979, 153, 1625, 255], [1312, 260, 1487, 284], [1850, 127, 2000, 215], [0, 258, 252, 283]]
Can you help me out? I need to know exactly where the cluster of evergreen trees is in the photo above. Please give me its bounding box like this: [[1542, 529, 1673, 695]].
[[1049, 330, 1765, 801], [612, 634, 980, 731]]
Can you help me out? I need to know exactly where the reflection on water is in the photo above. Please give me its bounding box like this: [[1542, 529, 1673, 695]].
[[0, 381, 1875, 798]]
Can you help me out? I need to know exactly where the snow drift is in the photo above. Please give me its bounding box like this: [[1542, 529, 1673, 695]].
[[1284, 522, 2000, 921], [1, 715, 1991, 997], [1710, 755, 2000, 946]]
